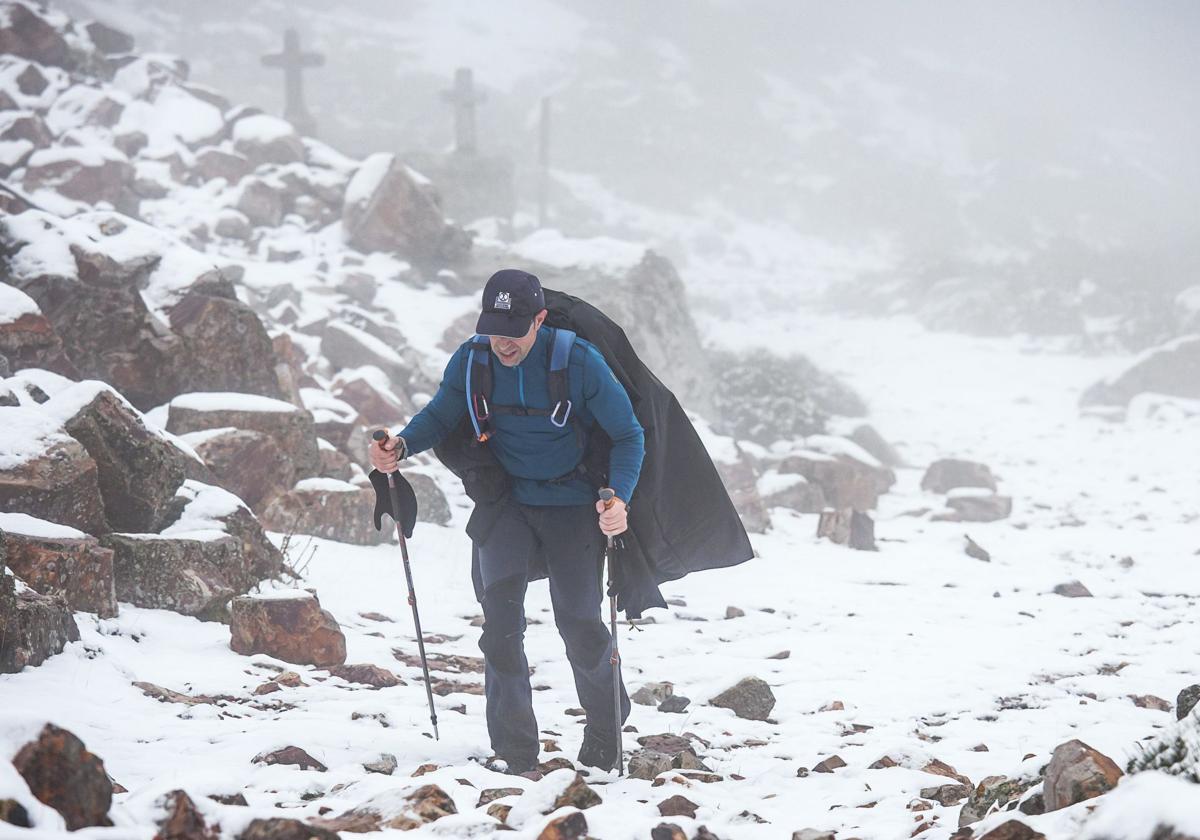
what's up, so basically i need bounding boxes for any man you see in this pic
[369,268,643,776]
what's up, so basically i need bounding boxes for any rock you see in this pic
[154,790,219,840]
[0,5,70,67]
[1129,694,1172,712]
[813,755,847,773]
[260,479,389,545]
[59,384,189,532]
[551,772,601,811]
[651,824,688,840]
[1041,739,1123,812]
[725,606,745,619]
[0,430,109,535]
[0,567,80,673]
[194,147,252,185]
[658,795,698,818]
[24,148,134,207]
[778,446,893,511]
[633,682,675,706]
[850,424,904,468]
[921,758,971,786]
[232,115,305,167]
[167,287,285,402]
[636,734,696,757]
[477,787,523,807]
[659,695,691,714]
[312,784,456,832]
[167,393,320,486]
[792,832,837,840]
[976,821,1046,840]
[207,793,248,806]
[1177,684,1200,720]
[714,453,770,533]
[190,429,291,512]
[0,798,32,827]
[768,650,791,660]
[363,753,397,775]
[537,811,588,840]
[710,676,776,721]
[1052,580,1093,598]
[235,178,286,228]
[317,440,354,481]
[332,368,413,425]
[1,522,117,617]
[252,746,327,772]
[869,756,899,769]
[11,724,113,830]
[85,20,135,55]
[327,663,401,688]
[817,507,877,550]
[627,749,674,781]
[487,802,511,824]
[101,533,240,620]
[936,490,1012,523]
[237,817,340,840]
[230,591,347,667]
[965,534,991,562]
[0,305,78,378]
[959,776,1038,827]
[342,152,467,265]
[919,783,971,806]
[921,459,998,494]
[1081,335,1200,407]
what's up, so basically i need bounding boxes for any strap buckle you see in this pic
[473,393,490,421]
[550,399,572,428]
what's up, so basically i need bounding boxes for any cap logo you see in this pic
[494,291,512,311]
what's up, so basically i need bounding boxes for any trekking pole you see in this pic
[598,488,624,776]
[373,430,439,740]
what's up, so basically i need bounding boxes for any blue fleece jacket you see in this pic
[398,327,645,506]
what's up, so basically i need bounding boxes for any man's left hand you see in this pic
[595,495,629,537]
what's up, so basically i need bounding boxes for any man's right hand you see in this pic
[369,434,406,474]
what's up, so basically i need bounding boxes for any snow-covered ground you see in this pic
[4,298,1197,838]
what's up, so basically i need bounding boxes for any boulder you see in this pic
[959,775,1039,827]
[816,507,877,550]
[342,153,466,265]
[193,147,253,185]
[235,178,286,228]
[759,471,826,514]
[0,564,80,673]
[657,795,698,819]
[976,822,1046,840]
[316,439,354,481]
[850,424,904,467]
[237,818,340,840]
[937,489,1012,522]
[231,115,305,167]
[710,676,776,721]
[778,444,893,511]
[550,773,602,811]
[0,514,117,617]
[212,210,252,241]
[1178,684,1200,720]
[0,434,108,535]
[332,367,413,425]
[84,20,135,55]
[166,392,320,485]
[0,289,78,377]
[57,383,189,532]
[230,590,346,667]
[311,784,457,833]
[0,112,53,149]
[188,428,291,511]
[320,321,416,385]
[406,472,452,526]
[24,147,134,207]
[252,746,326,772]
[632,682,675,706]
[11,724,112,830]
[714,454,770,533]
[260,479,389,545]
[1042,739,1123,812]
[921,458,998,494]
[101,533,240,620]
[1081,335,1200,407]
[0,3,71,68]
[537,811,588,840]
[168,290,287,400]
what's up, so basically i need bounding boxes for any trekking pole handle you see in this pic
[372,429,400,475]
[598,488,616,548]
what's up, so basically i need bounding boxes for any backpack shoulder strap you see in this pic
[464,335,494,442]
[547,328,576,427]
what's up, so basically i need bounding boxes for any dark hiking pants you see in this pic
[476,500,631,768]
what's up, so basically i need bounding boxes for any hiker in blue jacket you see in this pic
[368,269,643,776]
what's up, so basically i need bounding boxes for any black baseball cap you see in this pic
[475,269,546,338]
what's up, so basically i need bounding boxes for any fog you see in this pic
[62,0,1200,337]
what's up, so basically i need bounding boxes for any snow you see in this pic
[343,151,392,209]
[0,138,32,168]
[947,486,1001,499]
[510,228,646,273]
[231,113,296,144]
[299,387,356,422]
[293,477,359,493]
[0,283,40,324]
[159,480,248,538]
[169,392,301,414]
[1074,772,1200,838]
[756,470,809,497]
[0,512,88,540]
[803,433,884,469]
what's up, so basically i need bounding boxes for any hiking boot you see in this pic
[577,728,620,771]
[482,754,541,779]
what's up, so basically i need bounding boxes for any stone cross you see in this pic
[261,28,324,137]
[440,67,485,155]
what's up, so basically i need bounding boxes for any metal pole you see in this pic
[599,488,624,775]
[375,430,439,739]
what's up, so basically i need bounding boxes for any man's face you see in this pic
[489,310,546,366]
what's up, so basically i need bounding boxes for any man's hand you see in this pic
[595,493,628,537]
[369,434,406,474]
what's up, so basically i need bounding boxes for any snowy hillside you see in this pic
[2,2,1199,840]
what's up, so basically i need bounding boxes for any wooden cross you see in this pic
[440,67,486,155]
[261,28,324,137]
